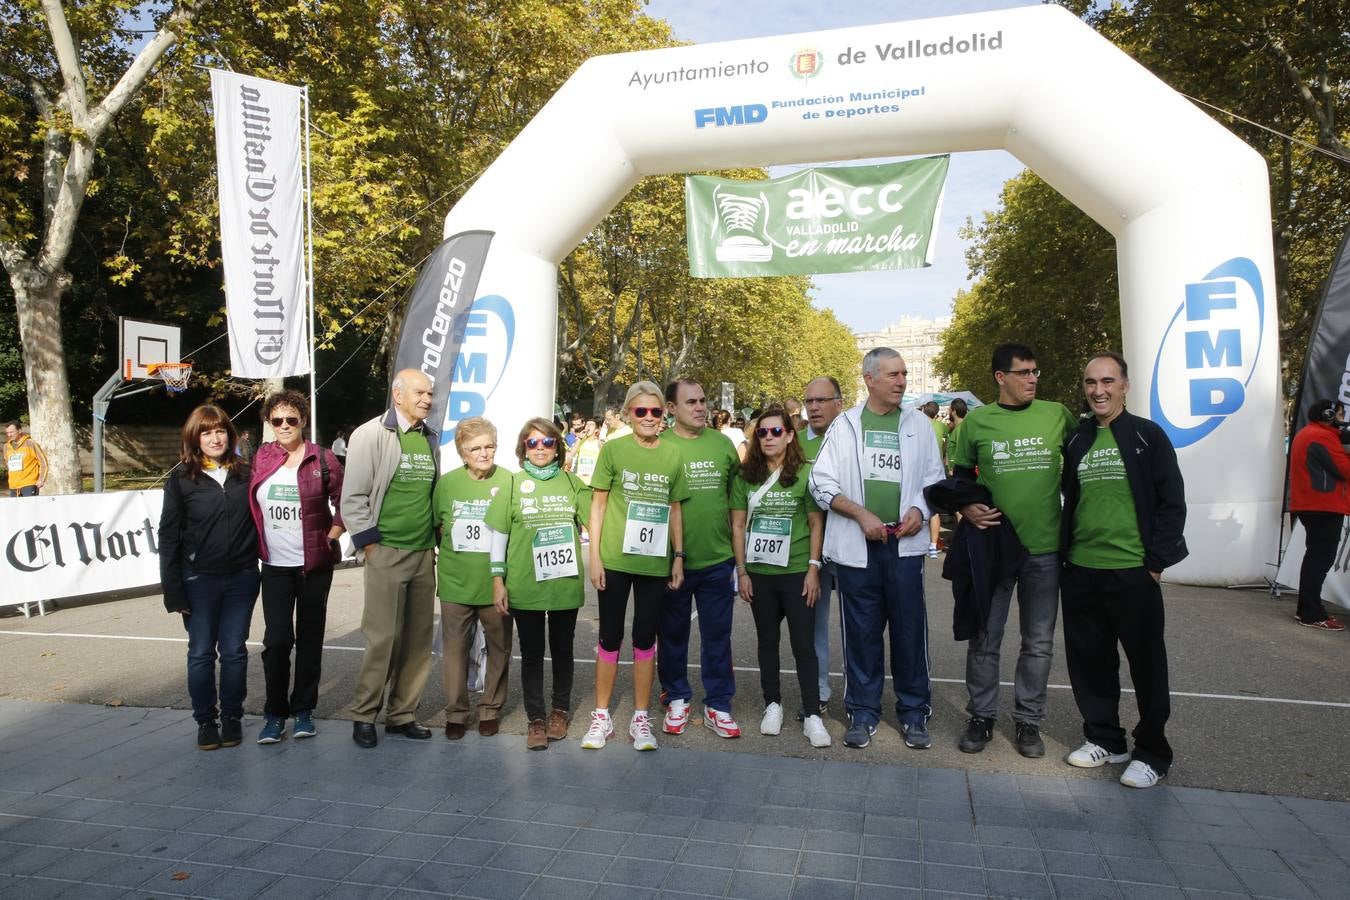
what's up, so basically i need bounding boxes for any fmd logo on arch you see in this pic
[1149,257,1264,449]
[442,293,515,447]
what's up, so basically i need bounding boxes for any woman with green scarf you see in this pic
[487,417,592,750]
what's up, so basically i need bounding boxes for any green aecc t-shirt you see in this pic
[860,407,903,522]
[433,465,513,605]
[952,400,1077,555]
[378,427,437,550]
[1069,426,1145,569]
[485,470,591,611]
[730,464,822,575]
[590,435,691,577]
[659,428,738,570]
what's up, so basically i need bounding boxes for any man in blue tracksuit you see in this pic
[809,348,944,751]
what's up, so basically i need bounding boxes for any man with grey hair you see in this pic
[342,368,441,748]
[809,349,944,751]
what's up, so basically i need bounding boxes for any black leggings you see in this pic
[748,571,819,710]
[514,608,578,721]
[597,569,665,654]
[1297,512,1342,624]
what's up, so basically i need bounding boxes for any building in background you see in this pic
[854,316,951,400]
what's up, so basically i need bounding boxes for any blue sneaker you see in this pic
[293,711,317,739]
[843,721,875,749]
[902,720,932,750]
[257,715,286,744]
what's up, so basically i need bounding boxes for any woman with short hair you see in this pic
[159,405,259,750]
[248,390,345,744]
[487,417,591,749]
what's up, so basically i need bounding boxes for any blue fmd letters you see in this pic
[453,353,487,383]
[1183,279,1243,416]
[693,104,768,128]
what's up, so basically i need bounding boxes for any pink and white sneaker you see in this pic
[703,707,741,739]
[663,699,690,735]
[581,710,614,750]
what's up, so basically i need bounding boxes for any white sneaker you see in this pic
[630,712,658,751]
[1120,760,1163,789]
[803,715,831,748]
[663,699,690,735]
[1066,742,1131,768]
[760,702,783,736]
[580,710,613,750]
[703,707,741,739]
[927,543,939,559]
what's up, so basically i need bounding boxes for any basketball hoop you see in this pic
[148,361,194,393]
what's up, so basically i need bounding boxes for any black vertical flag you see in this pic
[1291,226,1350,434]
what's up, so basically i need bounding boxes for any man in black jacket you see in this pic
[1060,352,1187,789]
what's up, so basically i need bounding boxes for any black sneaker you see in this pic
[958,715,994,753]
[220,717,243,747]
[1014,722,1045,758]
[197,721,222,751]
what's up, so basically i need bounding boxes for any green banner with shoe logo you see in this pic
[685,155,949,278]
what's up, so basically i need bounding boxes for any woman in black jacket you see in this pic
[159,405,260,750]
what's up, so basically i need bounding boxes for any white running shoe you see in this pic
[927,543,939,559]
[1120,759,1163,789]
[703,707,742,739]
[663,699,690,735]
[581,710,613,750]
[760,702,783,736]
[1066,742,1131,768]
[803,715,831,748]
[630,712,658,751]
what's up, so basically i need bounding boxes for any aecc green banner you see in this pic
[685,155,949,278]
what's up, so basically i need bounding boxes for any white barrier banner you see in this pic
[2,490,164,605]
[210,69,310,378]
[1273,518,1350,611]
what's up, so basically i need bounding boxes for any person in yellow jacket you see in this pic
[5,421,48,497]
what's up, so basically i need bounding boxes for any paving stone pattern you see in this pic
[0,701,1347,898]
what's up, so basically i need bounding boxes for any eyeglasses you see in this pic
[269,416,301,428]
[757,426,786,438]
[1003,368,1041,378]
[525,437,557,449]
[802,396,842,405]
[631,407,662,419]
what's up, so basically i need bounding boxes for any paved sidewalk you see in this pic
[1,701,1347,899]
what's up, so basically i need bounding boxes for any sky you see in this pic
[641,0,1035,333]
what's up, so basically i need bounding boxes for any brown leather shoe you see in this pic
[546,709,570,741]
[478,717,499,737]
[444,722,466,741]
[527,719,548,751]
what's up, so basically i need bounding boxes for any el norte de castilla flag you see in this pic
[685,155,949,278]
[210,69,310,377]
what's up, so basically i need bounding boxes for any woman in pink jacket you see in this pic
[248,390,346,743]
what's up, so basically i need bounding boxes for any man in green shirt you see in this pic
[1060,352,1186,789]
[952,343,1077,759]
[799,376,845,715]
[340,369,441,749]
[657,379,743,738]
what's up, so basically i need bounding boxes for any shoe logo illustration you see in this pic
[991,439,1011,460]
[712,185,773,263]
[622,468,641,492]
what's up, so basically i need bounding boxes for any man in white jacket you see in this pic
[809,348,945,751]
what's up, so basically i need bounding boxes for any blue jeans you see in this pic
[835,546,930,728]
[658,558,736,712]
[182,567,260,723]
[814,563,835,702]
[964,551,1060,724]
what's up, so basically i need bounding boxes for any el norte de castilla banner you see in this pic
[685,155,949,278]
[210,69,310,378]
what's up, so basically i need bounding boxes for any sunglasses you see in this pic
[757,426,786,438]
[269,416,301,428]
[631,407,662,419]
[525,437,557,449]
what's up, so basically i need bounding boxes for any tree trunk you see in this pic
[12,265,81,494]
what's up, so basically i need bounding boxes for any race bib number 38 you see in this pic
[746,515,791,567]
[451,517,490,553]
[864,430,902,483]
[533,524,578,581]
[623,500,670,557]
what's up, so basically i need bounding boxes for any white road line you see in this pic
[4,629,1349,710]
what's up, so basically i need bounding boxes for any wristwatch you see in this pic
[808,559,823,569]
[673,551,687,559]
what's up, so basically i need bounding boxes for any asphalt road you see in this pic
[1,561,1347,801]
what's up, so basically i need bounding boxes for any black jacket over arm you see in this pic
[159,466,258,612]
[1060,411,1188,573]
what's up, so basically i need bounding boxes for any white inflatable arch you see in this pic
[439,4,1279,585]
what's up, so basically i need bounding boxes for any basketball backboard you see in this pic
[119,318,181,380]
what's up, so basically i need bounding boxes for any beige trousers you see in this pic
[440,601,513,724]
[350,544,436,725]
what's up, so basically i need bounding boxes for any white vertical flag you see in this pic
[210,69,310,377]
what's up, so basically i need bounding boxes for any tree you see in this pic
[1,0,199,492]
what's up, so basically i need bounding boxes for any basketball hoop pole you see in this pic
[92,373,124,493]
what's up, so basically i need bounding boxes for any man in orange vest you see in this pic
[4,421,48,497]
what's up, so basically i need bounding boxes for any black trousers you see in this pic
[597,569,664,653]
[1296,512,1343,624]
[747,571,819,711]
[513,608,579,721]
[1061,564,1172,774]
[260,564,333,718]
